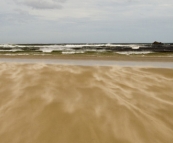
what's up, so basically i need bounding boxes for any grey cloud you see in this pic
[0,9,38,25]
[14,0,66,9]
[1,0,173,43]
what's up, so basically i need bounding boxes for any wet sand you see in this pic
[0,54,173,62]
[0,62,173,143]
[1,57,173,68]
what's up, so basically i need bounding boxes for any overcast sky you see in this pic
[0,0,173,43]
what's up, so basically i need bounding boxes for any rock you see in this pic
[152,41,163,45]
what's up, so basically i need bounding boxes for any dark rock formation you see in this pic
[152,41,163,45]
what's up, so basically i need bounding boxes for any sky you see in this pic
[0,0,173,43]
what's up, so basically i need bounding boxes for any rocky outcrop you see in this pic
[152,41,163,45]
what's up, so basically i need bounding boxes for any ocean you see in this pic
[0,43,173,56]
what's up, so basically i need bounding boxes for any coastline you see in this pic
[0,54,173,68]
[0,54,173,62]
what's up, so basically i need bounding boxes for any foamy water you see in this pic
[0,63,173,143]
[0,43,151,54]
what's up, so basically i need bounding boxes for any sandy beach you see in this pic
[0,58,173,143]
[1,0,173,141]
[1,54,173,62]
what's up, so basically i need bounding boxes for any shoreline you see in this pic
[0,54,173,62]
[0,56,173,68]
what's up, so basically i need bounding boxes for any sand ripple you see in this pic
[0,63,173,143]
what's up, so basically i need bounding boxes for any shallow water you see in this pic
[0,58,173,68]
[0,63,173,143]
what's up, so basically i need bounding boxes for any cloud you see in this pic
[0,9,40,26]
[0,0,173,43]
[14,0,66,9]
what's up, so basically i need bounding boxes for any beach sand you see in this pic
[0,54,173,62]
[0,62,173,143]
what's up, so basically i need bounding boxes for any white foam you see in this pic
[116,51,153,55]
[0,44,16,48]
[131,45,140,49]
[39,45,70,53]
[0,49,22,52]
[62,51,84,54]
[41,48,53,53]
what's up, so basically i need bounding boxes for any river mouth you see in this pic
[0,63,173,143]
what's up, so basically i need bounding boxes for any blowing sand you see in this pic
[0,63,173,143]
